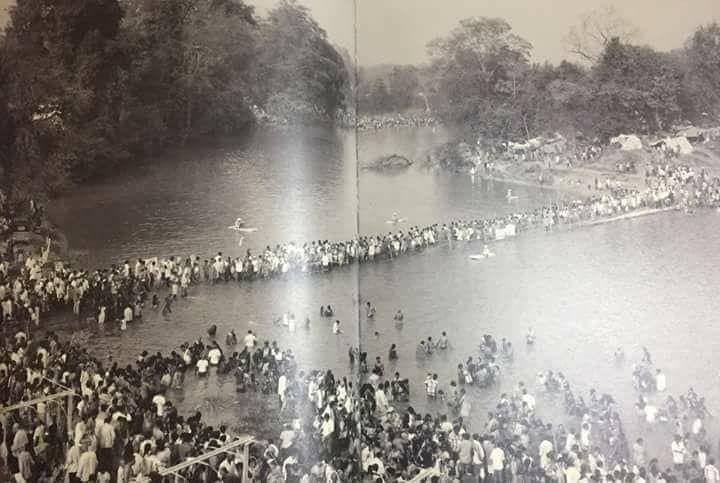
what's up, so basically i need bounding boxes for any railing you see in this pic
[159,435,255,483]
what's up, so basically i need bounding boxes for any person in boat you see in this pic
[233,217,244,229]
[482,245,493,257]
[392,212,399,224]
[526,327,535,345]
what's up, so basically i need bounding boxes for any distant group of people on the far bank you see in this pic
[340,112,439,131]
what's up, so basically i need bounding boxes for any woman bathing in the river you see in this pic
[438,331,449,350]
[393,310,404,322]
[614,347,625,361]
[365,301,376,319]
[388,344,398,360]
[161,295,173,316]
[226,330,237,346]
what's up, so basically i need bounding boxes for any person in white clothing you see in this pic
[244,330,257,348]
[671,435,686,469]
[655,369,667,391]
[705,458,720,483]
[151,393,166,417]
[196,357,209,376]
[565,460,581,483]
[208,345,222,365]
[539,439,553,469]
[490,444,505,481]
[277,374,288,410]
[644,403,658,423]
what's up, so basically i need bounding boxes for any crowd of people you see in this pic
[2,311,716,483]
[493,138,605,168]
[1,162,719,339]
[1,158,719,480]
[351,114,439,131]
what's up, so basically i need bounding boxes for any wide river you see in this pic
[49,126,720,458]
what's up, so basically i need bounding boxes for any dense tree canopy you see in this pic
[2,1,720,201]
[0,0,349,200]
[357,64,426,114]
[425,16,720,142]
[253,0,348,121]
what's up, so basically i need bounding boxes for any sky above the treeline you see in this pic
[1,0,719,66]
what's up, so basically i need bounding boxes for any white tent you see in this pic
[610,134,643,151]
[663,136,693,155]
[675,126,704,140]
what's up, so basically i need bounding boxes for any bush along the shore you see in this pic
[425,141,477,171]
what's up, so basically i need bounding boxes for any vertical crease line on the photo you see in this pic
[352,0,362,392]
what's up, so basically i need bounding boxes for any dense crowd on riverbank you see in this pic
[1,164,719,333]
[350,114,439,131]
[0,319,715,482]
[250,106,439,132]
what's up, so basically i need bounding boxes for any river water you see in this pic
[48,126,720,458]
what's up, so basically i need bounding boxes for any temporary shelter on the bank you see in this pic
[508,137,543,152]
[665,136,694,155]
[675,126,705,142]
[610,134,643,151]
[539,133,566,154]
[508,134,565,153]
[650,136,693,155]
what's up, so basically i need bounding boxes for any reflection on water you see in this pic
[48,127,720,458]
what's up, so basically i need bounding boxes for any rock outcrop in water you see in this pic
[363,154,414,171]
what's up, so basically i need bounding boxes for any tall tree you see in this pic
[591,38,683,135]
[117,0,257,148]
[255,0,348,121]
[387,65,422,112]
[427,17,532,135]
[3,0,126,189]
[564,5,639,64]
[684,23,720,118]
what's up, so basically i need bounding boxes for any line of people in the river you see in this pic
[1,163,719,338]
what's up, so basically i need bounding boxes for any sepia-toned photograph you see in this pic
[1,0,720,481]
